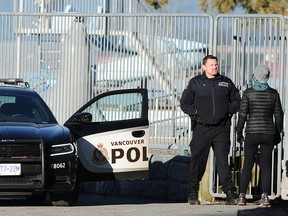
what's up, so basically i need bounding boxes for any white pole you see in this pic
[16,0,24,78]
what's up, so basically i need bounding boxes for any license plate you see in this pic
[0,163,21,176]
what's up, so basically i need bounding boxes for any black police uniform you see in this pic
[180,72,241,196]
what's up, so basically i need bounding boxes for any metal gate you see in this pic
[210,14,287,199]
[0,11,287,200]
[0,13,212,144]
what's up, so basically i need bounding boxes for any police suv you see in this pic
[0,79,149,206]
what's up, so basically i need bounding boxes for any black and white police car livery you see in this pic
[0,78,149,206]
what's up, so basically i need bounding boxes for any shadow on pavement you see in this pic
[76,193,174,206]
[0,193,175,207]
[238,207,288,216]
[0,197,52,206]
[237,199,288,216]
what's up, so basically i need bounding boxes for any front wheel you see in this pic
[49,182,80,206]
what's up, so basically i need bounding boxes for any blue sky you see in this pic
[159,0,204,13]
[162,0,244,14]
[0,0,13,11]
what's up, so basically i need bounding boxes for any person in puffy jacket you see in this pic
[236,65,284,207]
[180,55,241,205]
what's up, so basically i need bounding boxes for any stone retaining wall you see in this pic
[81,154,213,202]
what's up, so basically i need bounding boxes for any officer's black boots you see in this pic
[188,187,238,205]
[225,189,238,205]
[188,187,200,205]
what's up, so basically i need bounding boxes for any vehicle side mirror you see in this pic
[70,112,92,123]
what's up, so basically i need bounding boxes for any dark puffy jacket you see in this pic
[236,87,283,135]
[180,73,241,125]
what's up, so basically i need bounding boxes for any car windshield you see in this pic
[0,92,55,123]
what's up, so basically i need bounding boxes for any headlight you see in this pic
[50,143,74,156]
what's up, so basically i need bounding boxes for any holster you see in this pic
[190,115,197,130]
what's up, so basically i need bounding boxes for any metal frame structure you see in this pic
[0,0,288,200]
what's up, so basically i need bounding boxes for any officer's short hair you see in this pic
[203,55,218,65]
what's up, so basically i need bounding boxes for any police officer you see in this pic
[180,55,241,205]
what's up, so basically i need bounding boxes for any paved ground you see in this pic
[77,195,288,216]
[0,194,287,216]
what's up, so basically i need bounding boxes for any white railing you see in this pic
[0,13,211,147]
[0,11,287,199]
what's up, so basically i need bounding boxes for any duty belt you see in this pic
[197,120,226,127]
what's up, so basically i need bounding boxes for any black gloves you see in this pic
[237,132,244,144]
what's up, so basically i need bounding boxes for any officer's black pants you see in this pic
[239,133,275,195]
[188,122,235,193]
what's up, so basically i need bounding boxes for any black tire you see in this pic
[49,182,80,206]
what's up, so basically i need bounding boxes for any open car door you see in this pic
[64,89,149,181]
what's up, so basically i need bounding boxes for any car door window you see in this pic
[82,92,143,122]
